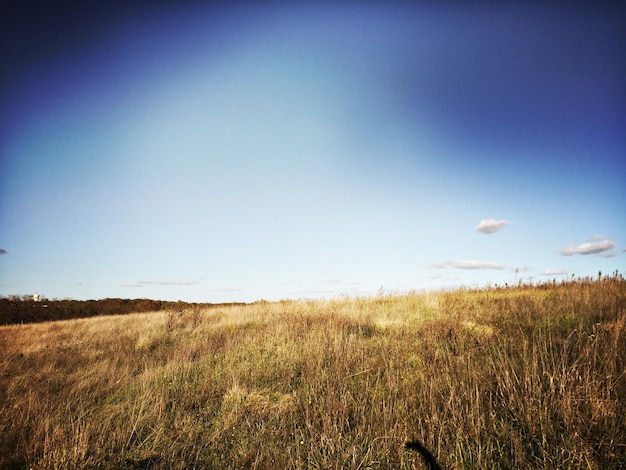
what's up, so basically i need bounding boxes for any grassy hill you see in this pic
[1,275,624,469]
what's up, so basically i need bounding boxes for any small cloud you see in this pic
[122,279,201,287]
[428,262,448,269]
[210,287,245,293]
[560,238,616,256]
[0,249,6,255]
[323,279,366,287]
[541,269,569,277]
[138,280,201,286]
[424,274,460,281]
[430,260,506,270]
[475,218,511,234]
[453,260,506,270]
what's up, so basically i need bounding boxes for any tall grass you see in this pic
[1,276,624,469]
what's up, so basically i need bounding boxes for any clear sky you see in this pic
[1,1,625,302]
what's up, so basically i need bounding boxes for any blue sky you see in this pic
[1,2,624,302]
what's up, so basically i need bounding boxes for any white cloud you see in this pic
[424,274,460,282]
[428,262,448,269]
[210,287,245,293]
[429,260,506,270]
[123,280,203,286]
[454,260,506,270]
[560,238,616,256]
[323,279,365,287]
[541,269,569,276]
[475,218,511,234]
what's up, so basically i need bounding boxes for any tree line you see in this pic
[0,297,245,325]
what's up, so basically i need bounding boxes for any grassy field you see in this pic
[1,275,625,469]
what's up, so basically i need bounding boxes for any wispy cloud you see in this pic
[541,269,569,276]
[122,279,202,287]
[138,280,202,286]
[210,287,245,293]
[0,249,6,255]
[560,238,616,256]
[430,260,506,270]
[323,279,366,287]
[475,218,511,234]
[424,274,460,282]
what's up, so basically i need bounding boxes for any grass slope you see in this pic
[1,276,625,469]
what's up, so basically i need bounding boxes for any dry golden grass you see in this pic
[1,276,625,469]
